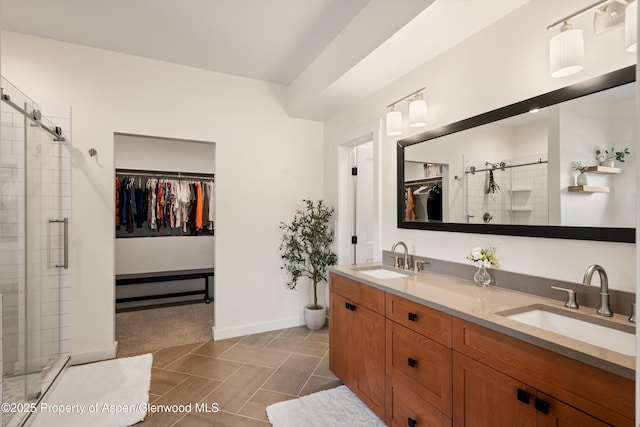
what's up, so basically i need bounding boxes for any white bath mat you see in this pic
[30,353,152,427]
[266,385,386,427]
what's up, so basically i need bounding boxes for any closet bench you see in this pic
[115,267,214,306]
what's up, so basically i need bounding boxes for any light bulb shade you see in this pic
[408,99,427,128]
[550,28,584,78]
[386,110,402,136]
[626,1,637,53]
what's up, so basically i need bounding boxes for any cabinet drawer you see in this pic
[386,293,451,346]
[330,273,385,314]
[387,381,452,427]
[386,321,452,418]
[452,318,633,427]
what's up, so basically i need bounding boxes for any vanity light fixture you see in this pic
[409,93,427,128]
[549,21,584,78]
[548,0,635,78]
[386,105,403,136]
[385,87,426,136]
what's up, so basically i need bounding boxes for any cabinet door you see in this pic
[453,352,535,427]
[329,292,350,383]
[351,302,386,420]
[535,392,611,427]
[386,320,452,417]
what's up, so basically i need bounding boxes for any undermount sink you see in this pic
[497,304,635,356]
[354,266,412,280]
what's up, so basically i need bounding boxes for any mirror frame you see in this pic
[397,65,636,243]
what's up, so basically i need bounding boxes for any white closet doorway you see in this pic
[113,133,215,356]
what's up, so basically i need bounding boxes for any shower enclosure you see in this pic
[464,153,549,225]
[0,78,71,426]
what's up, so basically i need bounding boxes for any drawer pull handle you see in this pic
[344,302,356,311]
[516,388,530,404]
[407,357,417,368]
[408,312,418,321]
[535,398,549,415]
[408,418,417,427]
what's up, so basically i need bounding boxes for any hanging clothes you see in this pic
[202,181,210,229]
[126,179,135,233]
[208,181,215,228]
[195,182,203,230]
[115,172,214,237]
[120,178,129,226]
[426,184,443,221]
[405,187,417,221]
[115,178,121,229]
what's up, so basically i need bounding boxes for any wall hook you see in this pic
[88,148,97,157]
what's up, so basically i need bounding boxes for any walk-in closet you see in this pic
[113,134,215,356]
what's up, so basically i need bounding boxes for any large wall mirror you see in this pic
[397,66,636,243]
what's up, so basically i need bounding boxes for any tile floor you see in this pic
[135,325,340,426]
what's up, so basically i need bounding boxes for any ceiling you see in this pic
[0,0,530,120]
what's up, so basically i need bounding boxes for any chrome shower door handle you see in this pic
[49,218,69,269]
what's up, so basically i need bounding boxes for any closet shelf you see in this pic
[583,166,621,174]
[568,185,609,193]
[405,176,442,186]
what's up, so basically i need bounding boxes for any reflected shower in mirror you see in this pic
[398,66,636,242]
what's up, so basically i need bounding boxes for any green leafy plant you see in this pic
[279,200,338,309]
[595,147,631,162]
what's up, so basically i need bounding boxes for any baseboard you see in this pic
[213,315,305,340]
[70,341,119,365]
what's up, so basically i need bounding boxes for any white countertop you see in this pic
[329,263,635,379]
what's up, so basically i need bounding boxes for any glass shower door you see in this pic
[1,78,70,427]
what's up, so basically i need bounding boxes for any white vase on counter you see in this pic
[599,159,615,167]
[473,265,491,287]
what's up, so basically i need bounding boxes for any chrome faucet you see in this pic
[390,241,410,270]
[582,264,613,317]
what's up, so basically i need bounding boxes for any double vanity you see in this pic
[328,261,635,426]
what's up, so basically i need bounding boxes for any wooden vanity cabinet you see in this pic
[452,318,634,427]
[329,273,634,427]
[329,274,386,420]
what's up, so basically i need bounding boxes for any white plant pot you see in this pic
[600,159,615,167]
[304,305,326,330]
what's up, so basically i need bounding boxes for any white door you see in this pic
[352,142,374,263]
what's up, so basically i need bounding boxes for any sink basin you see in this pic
[497,304,635,356]
[354,266,411,279]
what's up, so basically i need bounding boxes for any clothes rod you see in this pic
[0,89,66,142]
[465,159,548,175]
[116,169,215,180]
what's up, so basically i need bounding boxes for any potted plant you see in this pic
[595,147,631,167]
[279,199,338,330]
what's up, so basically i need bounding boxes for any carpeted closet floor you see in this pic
[116,303,214,356]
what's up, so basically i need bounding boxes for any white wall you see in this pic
[324,0,636,291]
[1,31,324,362]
